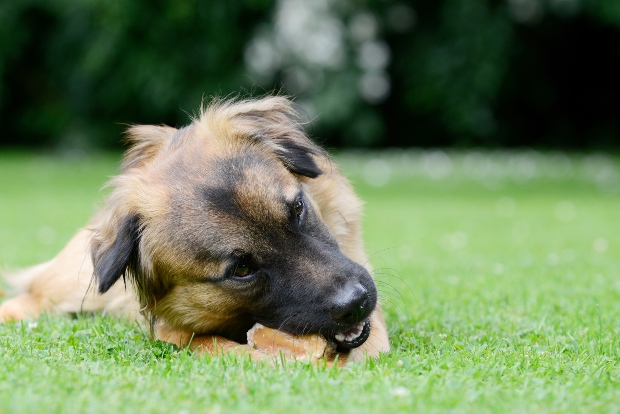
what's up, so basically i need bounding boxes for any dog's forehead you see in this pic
[159,142,299,222]
[205,152,299,220]
[145,139,303,259]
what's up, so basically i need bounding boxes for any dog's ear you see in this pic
[272,138,323,179]
[224,97,324,178]
[92,215,141,294]
[91,124,172,296]
[121,125,176,171]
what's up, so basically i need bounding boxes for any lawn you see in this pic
[0,150,619,413]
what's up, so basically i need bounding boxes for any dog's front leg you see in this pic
[154,324,264,360]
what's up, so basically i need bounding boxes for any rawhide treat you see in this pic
[247,323,343,363]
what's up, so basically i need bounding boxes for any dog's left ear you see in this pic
[91,215,141,294]
[227,96,324,179]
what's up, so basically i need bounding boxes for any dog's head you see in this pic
[91,97,376,349]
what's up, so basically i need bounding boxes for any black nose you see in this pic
[330,284,370,324]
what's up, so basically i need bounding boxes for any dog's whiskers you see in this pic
[359,246,399,269]
[276,315,294,333]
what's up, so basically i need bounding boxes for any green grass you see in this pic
[1,150,619,413]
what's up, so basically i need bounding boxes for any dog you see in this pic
[0,96,390,363]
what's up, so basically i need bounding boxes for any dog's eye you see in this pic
[294,199,304,218]
[234,261,254,278]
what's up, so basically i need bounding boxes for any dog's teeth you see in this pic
[336,321,366,343]
[346,330,361,341]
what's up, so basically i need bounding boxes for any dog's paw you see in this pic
[0,294,40,323]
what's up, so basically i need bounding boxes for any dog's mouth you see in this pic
[332,319,371,350]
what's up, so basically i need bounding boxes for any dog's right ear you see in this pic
[92,215,141,294]
[219,96,325,179]
[121,125,176,171]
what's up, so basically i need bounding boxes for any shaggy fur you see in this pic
[0,96,389,363]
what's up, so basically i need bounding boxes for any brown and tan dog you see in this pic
[0,96,389,363]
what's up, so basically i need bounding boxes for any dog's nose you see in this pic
[330,284,370,324]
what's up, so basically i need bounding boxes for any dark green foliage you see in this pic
[0,0,271,148]
[382,0,620,148]
[1,0,619,149]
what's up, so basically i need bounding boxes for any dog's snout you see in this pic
[330,284,370,324]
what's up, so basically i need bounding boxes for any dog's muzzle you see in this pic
[329,283,373,349]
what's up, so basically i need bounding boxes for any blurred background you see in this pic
[1,0,619,150]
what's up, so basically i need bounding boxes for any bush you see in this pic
[0,0,271,148]
[1,0,619,149]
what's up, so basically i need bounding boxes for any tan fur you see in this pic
[0,230,140,322]
[0,96,390,363]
